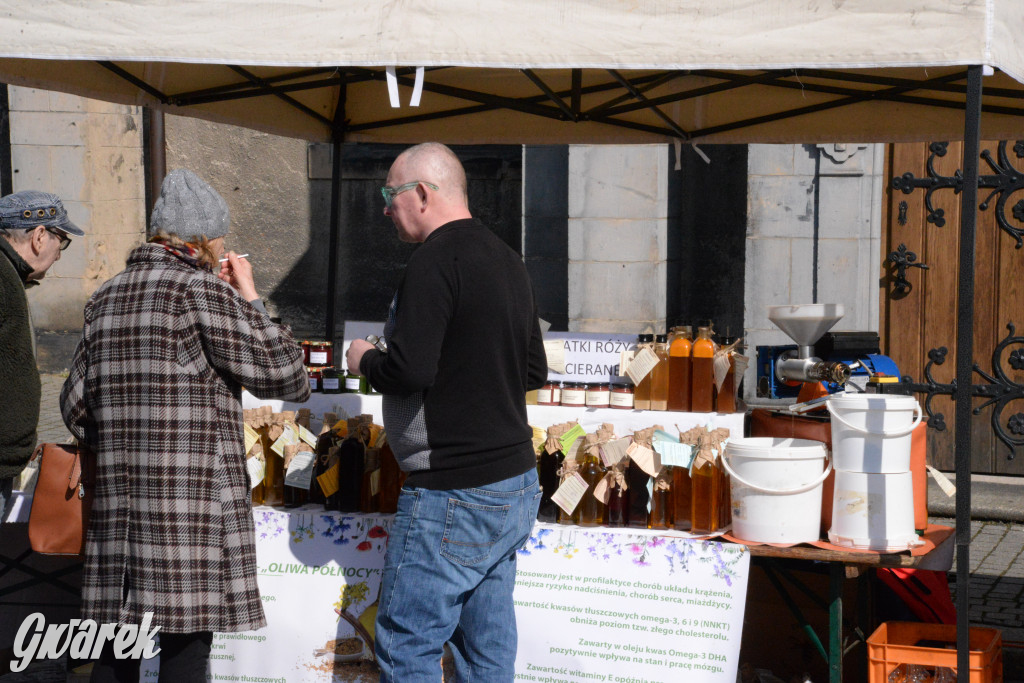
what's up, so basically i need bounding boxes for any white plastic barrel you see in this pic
[828,470,923,552]
[826,392,922,473]
[722,437,831,544]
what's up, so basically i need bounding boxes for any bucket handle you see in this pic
[720,449,833,495]
[825,399,922,438]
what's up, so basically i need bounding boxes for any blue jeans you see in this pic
[375,469,541,682]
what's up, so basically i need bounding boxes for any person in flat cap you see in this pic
[0,190,82,521]
[61,169,309,682]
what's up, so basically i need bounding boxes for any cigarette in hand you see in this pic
[219,253,250,263]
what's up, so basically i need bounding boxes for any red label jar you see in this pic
[560,382,586,407]
[308,341,333,367]
[610,382,635,409]
[536,381,561,406]
[585,383,611,408]
[307,366,322,393]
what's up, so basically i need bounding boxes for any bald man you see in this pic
[346,143,547,682]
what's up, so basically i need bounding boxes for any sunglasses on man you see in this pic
[380,181,439,209]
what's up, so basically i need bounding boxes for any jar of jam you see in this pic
[308,341,333,367]
[321,367,342,394]
[307,366,322,393]
[610,382,635,409]
[344,369,368,394]
[585,382,611,408]
[560,382,586,407]
[300,340,311,365]
[536,380,561,406]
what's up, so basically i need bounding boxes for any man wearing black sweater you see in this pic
[346,142,546,682]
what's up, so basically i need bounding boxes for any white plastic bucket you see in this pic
[828,470,923,552]
[722,437,831,544]
[826,392,922,473]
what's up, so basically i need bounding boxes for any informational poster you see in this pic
[171,509,392,683]
[514,523,750,683]
[543,332,637,382]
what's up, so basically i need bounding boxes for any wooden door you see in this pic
[882,141,1024,475]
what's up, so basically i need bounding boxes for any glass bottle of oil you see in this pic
[690,454,722,534]
[672,464,693,531]
[336,417,366,512]
[633,333,654,410]
[556,457,580,525]
[538,446,565,523]
[690,325,716,413]
[626,459,651,528]
[668,326,693,412]
[648,468,673,529]
[577,439,607,527]
[649,334,671,411]
[606,472,628,527]
[262,415,286,507]
[308,412,338,507]
[715,334,738,413]
[360,446,381,513]
[378,438,401,513]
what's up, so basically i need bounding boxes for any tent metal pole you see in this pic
[325,83,347,344]
[955,64,983,676]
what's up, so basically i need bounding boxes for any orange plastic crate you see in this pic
[867,622,1003,683]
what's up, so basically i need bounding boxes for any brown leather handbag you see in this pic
[27,443,95,556]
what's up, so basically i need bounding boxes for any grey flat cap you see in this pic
[0,190,84,235]
[149,169,229,241]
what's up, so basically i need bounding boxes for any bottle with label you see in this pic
[308,341,333,367]
[308,412,338,506]
[576,444,606,527]
[649,334,671,410]
[336,418,366,512]
[585,383,611,409]
[648,468,673,529]
[261,414,287,507]
[633,333,654,410]
[360,446,381,513]
[671,464,693,531]
[344,369,368,394]
[668,326,693,412]
[560,382,586,408]
[606,469,628,527]
[284,409,314,507]
[536,380,561,406]
[537,426,565,523]
[626,459,651,528]
[690,454,723,534]
[715,335,738,413]
[690,325,716,413]
[556,457,580,525]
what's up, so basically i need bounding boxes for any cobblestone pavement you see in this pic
[29,375,1024,678]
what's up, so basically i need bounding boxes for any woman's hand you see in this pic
[218,252,259,301]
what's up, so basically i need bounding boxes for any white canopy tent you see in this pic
[1,1,1021,677]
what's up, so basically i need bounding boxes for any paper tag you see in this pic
[243,424,260,455]
[559,423,586,453]
[376,431,388,448]
[627,442,660,477]
[593,475,611,504]
[370,469,381,497]
[271,424,300,457]
[317,462,340,498]
[551,472,589,515]
[625,347,658,385]
[296,424,318,449]
[544,340,567,374]
[927,465,956,497]
[284,450,316,489]
[599,437,631,468]
[566,438,584,462]
[619,349,635,376]
[656,441,696,468]
[246,454,265,491]
[713,352,731,390]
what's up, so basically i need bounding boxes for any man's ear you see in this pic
[30,225,47,254]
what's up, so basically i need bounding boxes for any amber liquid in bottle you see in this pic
[649,335,671,411]
[262,427,285,507]
[250,447,266,506]
[557,465,579,525]
[607,484,628,527]
[672,465,693,531]
[715,353,737,413]
[360,447,381,513]
[690,459,722,534]
[667,328,693,412]
[690,326,716,413]
[633,334,654,410]
[576,453,606,527]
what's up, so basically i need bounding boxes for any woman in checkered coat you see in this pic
[60,170,310,682]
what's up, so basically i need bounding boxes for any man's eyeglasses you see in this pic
[380,181,439,209]
[44,227,71,251]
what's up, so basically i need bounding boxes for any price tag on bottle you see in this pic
[246,454,266,491]
[559,423,586,454]
[317,462,340,498]
[624,347,659,385]
[271,424,301,457]
[370,469,381,497]
[627,442,660,477]
[655,441,696,468]
[599,437,631,468]
[284,450,316,490]
[243,424,259,455]
[592,474,611,504]
[551,472,589,515]
[296,424,318,449]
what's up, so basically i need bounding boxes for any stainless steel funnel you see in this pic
[768,303,851,386]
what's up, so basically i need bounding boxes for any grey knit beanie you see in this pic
[149,169,230,241]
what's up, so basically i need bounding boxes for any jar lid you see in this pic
[656,334,668,343]
[638,333,654,343]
